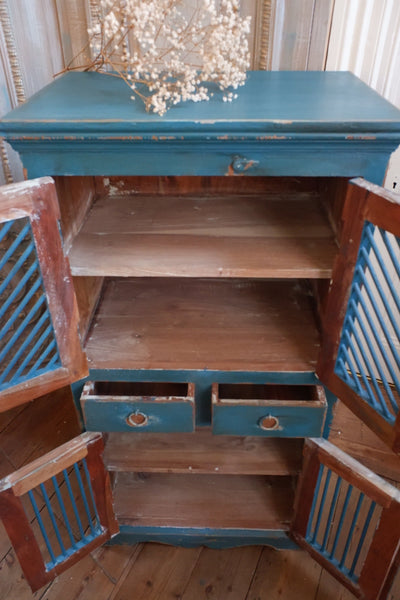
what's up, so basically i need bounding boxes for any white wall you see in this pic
[326,0,400,190]
[0,0,399,186]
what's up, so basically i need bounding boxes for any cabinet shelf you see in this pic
[68,193,337,279]
[85,278,320,372]
[103,429,303,475]
[113,472,294,530]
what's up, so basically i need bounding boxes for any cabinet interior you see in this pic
[113,472,295,531]
[217,383,321,402]
[56,175,344,372]
[54,175,342,528]
[103,430,303,475]
[105,430,302,531]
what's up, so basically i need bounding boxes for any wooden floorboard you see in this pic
[245,547,322,599]
[109,543,202,600]
[181,545,262,600]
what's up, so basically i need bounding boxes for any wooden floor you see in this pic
[0,388,399,599]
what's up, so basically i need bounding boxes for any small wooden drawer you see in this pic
[81,381,195,432]
[212,383,327,437]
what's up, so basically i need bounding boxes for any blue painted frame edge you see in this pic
[109,525,298,550]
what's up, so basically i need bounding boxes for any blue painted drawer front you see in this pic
[15,142,393,184]
[212,383,326,437]
[81,381,195,432]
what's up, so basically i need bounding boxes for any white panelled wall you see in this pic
[326,0,400,190]
[0,0,399,187]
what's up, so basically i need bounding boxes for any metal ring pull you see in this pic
[259,415,280,431]
[126,411,148,427]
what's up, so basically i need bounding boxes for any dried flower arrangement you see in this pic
[71,0,251,116]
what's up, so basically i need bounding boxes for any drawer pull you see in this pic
[231,155,259,173]
[259,415,280,431]
[126,412,148,427]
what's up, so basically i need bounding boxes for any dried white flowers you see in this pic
[85,0,251,115]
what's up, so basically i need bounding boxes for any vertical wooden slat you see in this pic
[317,182,370,381]
[316,179,400,451]
[292,438,400,599]
[0,487,51,591]
[0,178,88,410]
[27,179,88,384]
[358,502,400,600]
[378,543,400,600]
[0,432,118,592]
[85,435,119,537]
[291,439,321,537]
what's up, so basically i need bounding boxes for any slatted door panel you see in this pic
[0,177,88,411]
[0,432,118,592]
[292,438,400,600]
[317,178,400,453]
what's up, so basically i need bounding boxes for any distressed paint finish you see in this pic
[2,71,400,183]
[82,381,195,433]
[291,438,400,600]
[317,178,400,454]
[0,432,118,593]
[0,177,88,411]
[111,525,298,550]
[212,401,327,438]
[11,141,395,183]
[1,67,400,566]
[74,369,321,427]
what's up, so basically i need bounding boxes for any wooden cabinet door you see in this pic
[291,438,400,600]
[317,178,400,453]
[0,432,118,592]
[0,177,88,411]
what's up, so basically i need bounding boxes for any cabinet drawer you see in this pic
[212,383,326,437]
[81,381,195,432]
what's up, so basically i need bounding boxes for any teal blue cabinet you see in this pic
[1,72,400,597]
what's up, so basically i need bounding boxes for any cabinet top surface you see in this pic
[2,71,400,138]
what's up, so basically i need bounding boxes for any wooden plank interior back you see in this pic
[103,430,303,475]
[54,176,96,252]
[114,472,294,530]
[72,275,104,341]
[97,176,322,196]
[84,278,320,371]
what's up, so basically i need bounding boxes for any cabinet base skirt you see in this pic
[108,526,298,550]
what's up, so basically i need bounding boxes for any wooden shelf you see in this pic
[114,472,294,530]
[104,429,303,475]
[85,278,320,371]
[68,194,337,278]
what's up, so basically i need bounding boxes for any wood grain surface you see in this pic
[85,278,320,371]
[114,472,294,530]
[68,193,336,278]
[103,429,303,475]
